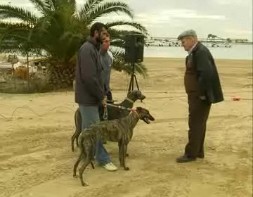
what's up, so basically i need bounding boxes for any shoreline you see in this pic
[143,57,252,62]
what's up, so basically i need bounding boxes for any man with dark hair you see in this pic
[75,22,117,171]
[176,29,224,163]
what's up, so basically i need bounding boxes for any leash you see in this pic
[103,105,108,120]
[102,103,138,120]
[106,103,133,112]
[102,101,137,120]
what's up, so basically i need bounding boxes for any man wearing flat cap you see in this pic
[176,29,224,163]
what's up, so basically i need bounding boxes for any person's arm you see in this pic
[194,49,213,99]
[79,46,104,101]
[105,51,113,92]
[107,50,113,62]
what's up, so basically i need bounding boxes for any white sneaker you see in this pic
[103,162,118,171]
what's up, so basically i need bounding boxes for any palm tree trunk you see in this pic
[48,62,75,89]
[26,52,30,90]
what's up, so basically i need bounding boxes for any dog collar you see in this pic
[126,97,134,103]
[131,109,140,118]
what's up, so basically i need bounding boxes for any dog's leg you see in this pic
[122,143,129,170]
[118,141,129,170]
[73,152,84,177]
[79,157,91,186]
[118,141,123,167]
[90,161,95,169]
[126,132,134,157]
[125,146,129,157]
[75,131,80,147]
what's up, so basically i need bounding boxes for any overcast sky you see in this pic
[2,0,252,40]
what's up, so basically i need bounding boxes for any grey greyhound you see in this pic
[73,107,155,186]
[71,90,146,152]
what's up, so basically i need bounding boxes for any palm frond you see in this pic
[80,0,104,16]
[108,29,147,49]
[43,0,57,11]
[0,5,38,24]
[106,21,148,35]
[84,2,134,24]
[0,22,31,39]
[29,0,49,14]
[53,0,76,14]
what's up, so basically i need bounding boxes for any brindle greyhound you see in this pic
[73,107,155,186]
[71,90,146,152]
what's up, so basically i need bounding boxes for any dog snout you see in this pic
[143,114,154,124]
[148,114,155,121]
[136,91,146,100]
[140,95,146,100]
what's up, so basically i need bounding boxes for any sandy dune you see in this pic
[0,58,252,197]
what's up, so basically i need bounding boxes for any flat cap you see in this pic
[177,29,197,40]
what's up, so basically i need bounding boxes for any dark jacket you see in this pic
[75,37,104,105]
[184,42,224,103]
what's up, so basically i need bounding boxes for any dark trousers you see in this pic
[185,93,211,158]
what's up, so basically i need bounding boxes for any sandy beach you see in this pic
[0,58,252,197]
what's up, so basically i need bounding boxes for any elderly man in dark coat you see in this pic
[176,29,224,163]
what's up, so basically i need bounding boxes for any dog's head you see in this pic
[135,107,155,124]
[127,90,146,102]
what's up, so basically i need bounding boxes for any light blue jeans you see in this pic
[79,105,111,165]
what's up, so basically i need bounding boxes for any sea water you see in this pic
[144,44,252,60]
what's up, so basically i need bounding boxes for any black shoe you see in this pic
[176,155,196,163]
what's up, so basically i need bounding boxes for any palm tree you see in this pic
[0,0,147,89]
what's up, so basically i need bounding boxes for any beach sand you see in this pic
[0,58,252,197]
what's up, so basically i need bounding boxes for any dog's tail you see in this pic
[75,109,82,132]
[71,109,82,152]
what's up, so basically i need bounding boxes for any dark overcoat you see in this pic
[186,42,224,103]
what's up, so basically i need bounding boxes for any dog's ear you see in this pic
[136,90,141,96]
